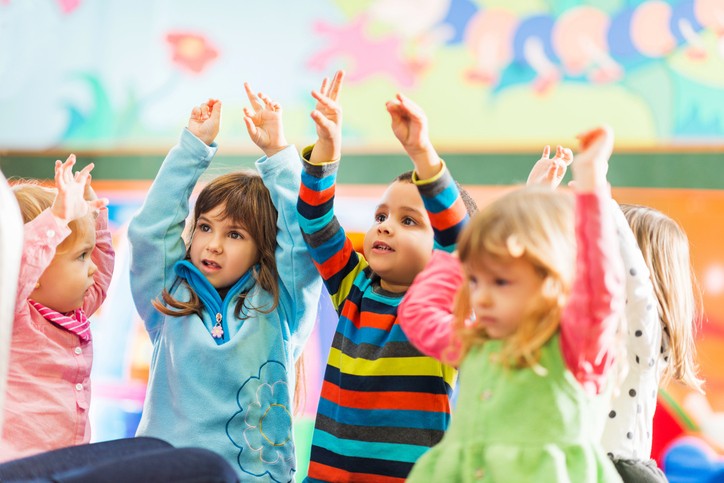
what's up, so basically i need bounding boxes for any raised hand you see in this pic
[385,93,440,180]
[572,126,614,192]
[50,155,108,224]
[527,144,573,189]
[309,70,344,164]
[242,83,287,158]
[188,99,221,146]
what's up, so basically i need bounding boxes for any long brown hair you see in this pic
[450,187,575,369]
[153,170,280,318]
[620,204,704,392]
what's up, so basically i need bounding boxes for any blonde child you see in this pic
[127,92,322,481]
[1,157,114,460]
[601,203,704,482]
[399,127,625,482]
[297,71,475,482]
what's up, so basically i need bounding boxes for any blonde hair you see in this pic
[451,186,575,368]
[12,182,93,253]
[620,204,704,392]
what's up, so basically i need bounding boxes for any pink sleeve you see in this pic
[398,250,463,364]
[82,209,115,317]
[561,190,625,395]
[15,210,71,311]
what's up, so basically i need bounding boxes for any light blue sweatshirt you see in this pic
[128,129,322,482]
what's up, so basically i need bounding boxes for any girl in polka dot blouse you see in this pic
[398,126,626,483]
[601,203,704,482]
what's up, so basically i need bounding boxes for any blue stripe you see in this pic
[308,230,347,265]
[338,319,410,345]
[317,398,450,430]
[311,429,429,463]
[302,169,336,191]
[421,182,459,214]
[324,256,363,302]
[297,200,335,232]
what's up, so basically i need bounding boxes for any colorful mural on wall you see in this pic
[1,0,723,152]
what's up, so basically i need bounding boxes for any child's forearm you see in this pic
[84,208,115,317]
[561,190,625,394]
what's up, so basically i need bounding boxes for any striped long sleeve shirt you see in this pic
[297,151,469,482]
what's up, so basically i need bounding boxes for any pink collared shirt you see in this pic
[1,208,114,461]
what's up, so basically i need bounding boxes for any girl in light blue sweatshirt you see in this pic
[128,88,322,482]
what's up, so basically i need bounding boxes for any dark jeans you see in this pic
[0,437,239,482]
[611,456,669,483]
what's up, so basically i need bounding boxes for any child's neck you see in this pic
[379,278,410,294]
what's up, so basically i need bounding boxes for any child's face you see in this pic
[189,203,260,290]
[363,180,434,293]
[32,223,97,313]
[466,254,544,339]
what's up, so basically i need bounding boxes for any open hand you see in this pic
[51,155,108,223]
[309,70,344,164]
[386,93,441,180]
[188,99,221,146]
[527,144,573,189]
[243,83,287,158]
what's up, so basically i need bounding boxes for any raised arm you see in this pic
[242,83,322,338]
[81,174,114,316]
[128,100,219,338]
[560,126,625,395]
[386,93,469,252]
[296,71,367,310]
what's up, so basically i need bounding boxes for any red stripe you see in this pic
[320,380,451,412]
[428,200,467,231]
[339,300,361,329]
[300,183,335,207]
[307,461,406,483]
[358,311,396,331]
[317,239,355,280]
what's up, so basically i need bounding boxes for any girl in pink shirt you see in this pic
[1,156,114,460]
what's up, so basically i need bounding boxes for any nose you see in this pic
[206,234,223,254]
[88,260,98,277]
[471,284,492,309]
[377,219,392,235]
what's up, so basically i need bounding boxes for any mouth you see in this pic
[201,259,222,270]
[371,241,394,253]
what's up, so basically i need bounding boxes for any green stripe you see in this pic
[2,151,723,189]
[659,389,698,431]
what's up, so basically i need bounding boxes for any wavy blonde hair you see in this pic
[12,182,94,253]
[450,186,575,369]
[620,204,704,392]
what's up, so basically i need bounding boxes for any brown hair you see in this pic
[12,182,93,253]
[152,170,280,319]
[620,204,704,392]
[450,186,575,369]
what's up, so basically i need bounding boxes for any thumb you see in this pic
[210,100,222,123]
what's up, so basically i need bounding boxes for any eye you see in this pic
[77,251,88,261]
[494,278,510,287]
[401,216,417,226]
[198,223,211,232]
[229,231,245,240]
[374,213,387,223]
[468,276,477,288]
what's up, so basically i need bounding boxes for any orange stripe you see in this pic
[427,201,466,231]
[321,380,451,412]
[307,461,406,483]
[340,300,361,328]
[317,239,355,280]
[300,183,334,206]
[358,310,396,330]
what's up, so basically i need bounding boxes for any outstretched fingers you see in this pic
[244,82,263,112]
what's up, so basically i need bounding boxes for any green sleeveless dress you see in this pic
[407,334,622,482]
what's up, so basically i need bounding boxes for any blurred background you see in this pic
[1,0,723,480]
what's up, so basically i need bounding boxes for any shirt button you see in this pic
[75,383,83,391]
[74,347,82,355]
[480,390,492,401]
[46,229,56,238]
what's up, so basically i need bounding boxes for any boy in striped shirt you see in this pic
[297,71,476,482]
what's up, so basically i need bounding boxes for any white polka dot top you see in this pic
[600,203,670,460]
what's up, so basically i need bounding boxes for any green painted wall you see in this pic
[1,151,722,189]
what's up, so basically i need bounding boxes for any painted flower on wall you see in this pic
[166,32,219,74]
[226,361,296,482]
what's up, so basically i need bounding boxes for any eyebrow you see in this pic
[375,204,426,218]
[197,216,248,232]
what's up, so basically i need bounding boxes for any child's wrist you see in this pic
[263,144,289,158]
